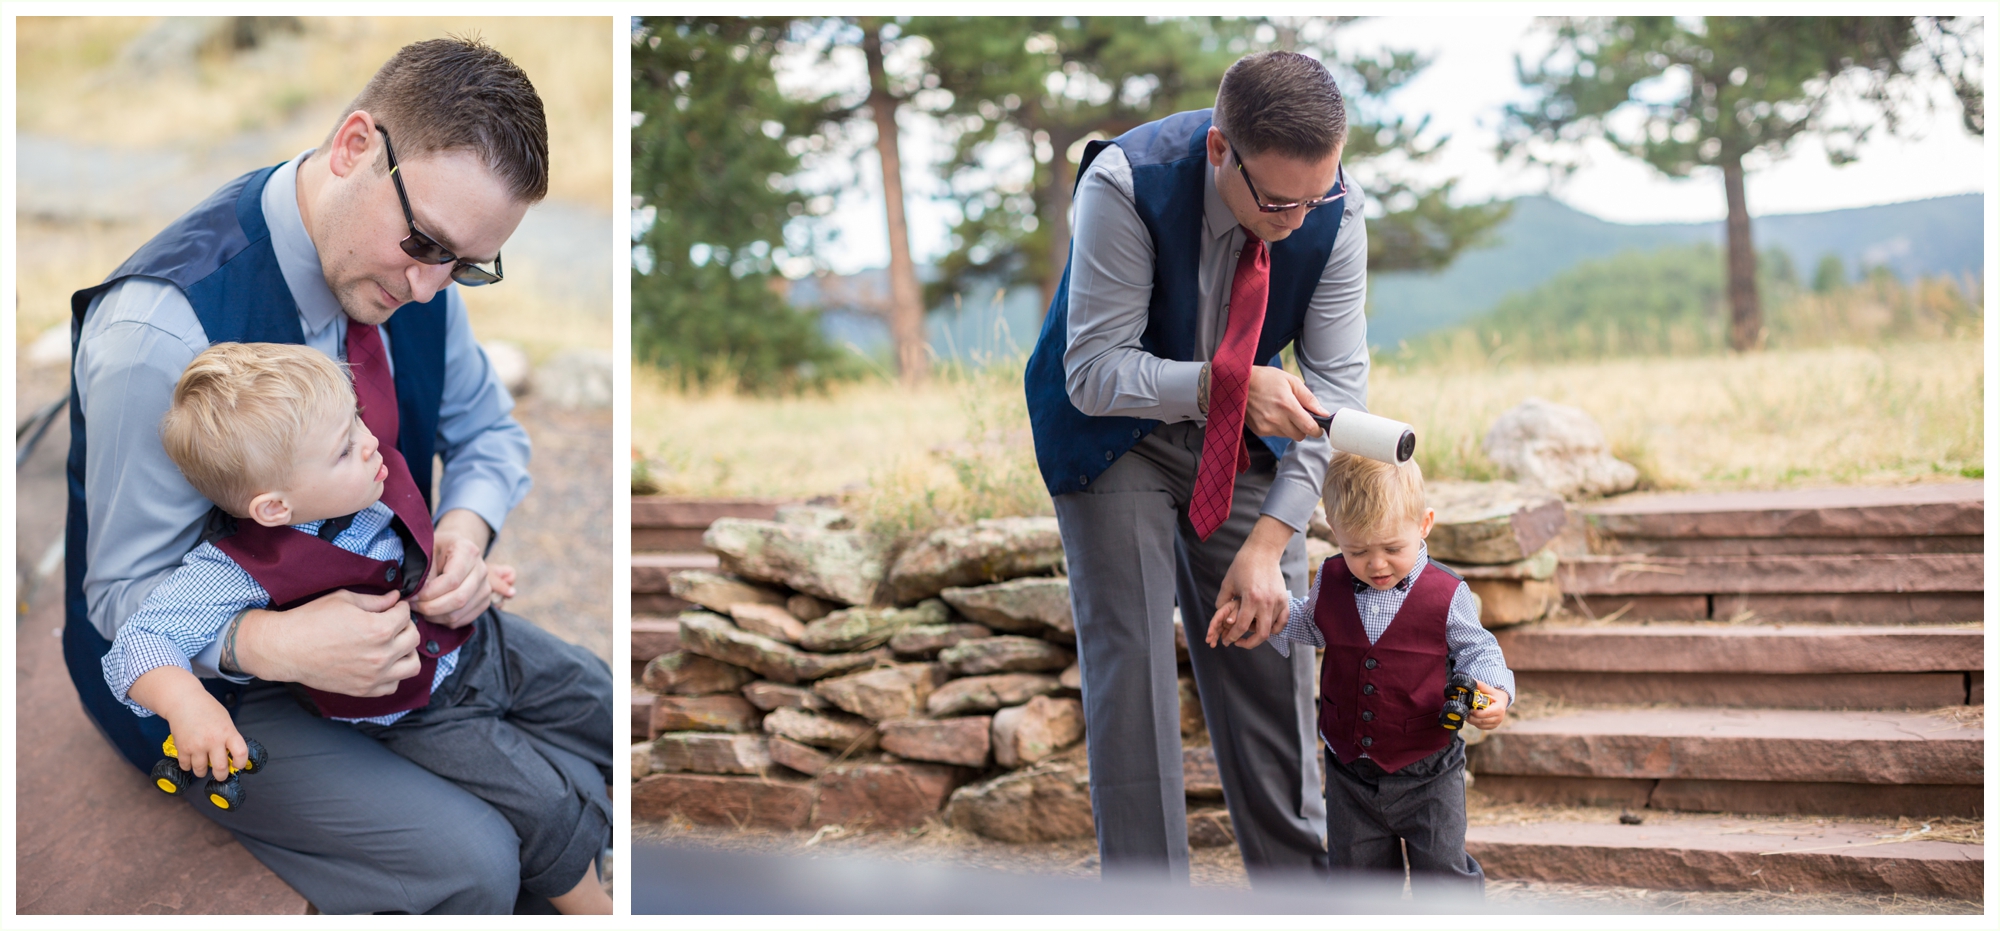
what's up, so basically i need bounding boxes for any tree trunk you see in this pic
[1038,126,1081,320]
[1721,155,1762,352]
[863,23,929,385]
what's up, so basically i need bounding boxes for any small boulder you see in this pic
[641,651,755,696]
[730,603,807,644]
[741,681,831,712]
[631,741,653,781]
[812,663,943,722]
[799,599,950,653]
[1058,663,1082,690]
[704,518,887,606]
[1483,398,1640,499]
[481,339,531,396]
[1427,480,1569,565]
[651,694,762,733]
[774,504,852,530]
[768,736,834,776]
[879,717,993,768]
[991,695,1085,769]
[939,636,1074,677]
[884,518,1064,604]
[927,673,1064,717]
[889,622,993,657]
[940,578,1074,641]
[762,706,879,753]
[787,592,837,621]
[650,733,772,776]
[668,571,787,615]
[536,348,613,409]
[945,748,1094,843]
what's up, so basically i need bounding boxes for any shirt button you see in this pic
[384,566,398,583]
[1361,711,1374,722]
[1363,657,1378,670]
[1360,736,1373,748]
[1362,684,1375,695]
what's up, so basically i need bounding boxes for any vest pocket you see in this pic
[1403,711,1442,734]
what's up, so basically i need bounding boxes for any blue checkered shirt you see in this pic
[1269,543,1515,699]
[101,501,458,726]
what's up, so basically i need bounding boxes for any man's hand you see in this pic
[129,666,248,780]
[413,509,496,628]
[233,589,421,696]
[1468,679,1511,731]
[1204,515,1297,650]
[1243,366,1328,441]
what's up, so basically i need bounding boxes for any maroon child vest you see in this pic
[208,442,473,719]
[1313,556,1461,773]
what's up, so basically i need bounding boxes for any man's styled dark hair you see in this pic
[1213,50,1347,160]
[333,35,549,203]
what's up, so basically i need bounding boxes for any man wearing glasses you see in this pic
[66,38,609,913]
[1025,50,1368,883]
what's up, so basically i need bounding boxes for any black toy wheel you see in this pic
[1438,699,1469,731]
[150,759,191,796]
[205,774,246,811]
[241,737,269,774]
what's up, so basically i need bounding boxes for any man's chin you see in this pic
[336,287,400,326]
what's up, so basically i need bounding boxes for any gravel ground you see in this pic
[485,393,612,661]
[631,818,1983,915]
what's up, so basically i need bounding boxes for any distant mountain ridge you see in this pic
[1365,193,1985,347]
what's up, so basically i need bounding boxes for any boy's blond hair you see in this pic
[160,343,353,516]
[1322,451,1427,537]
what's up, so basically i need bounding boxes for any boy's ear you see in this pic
[246,492,293,528]
[1419,507,1436,539]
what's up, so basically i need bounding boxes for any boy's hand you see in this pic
[1207,516,1295,650]
[130,666,248,779]
[489,564,518,603]
[1468,679,1510,730]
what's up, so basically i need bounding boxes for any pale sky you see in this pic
[800,15,1987,277]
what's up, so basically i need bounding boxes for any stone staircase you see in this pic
[630,497,789,615]
[1465,482,1984,899]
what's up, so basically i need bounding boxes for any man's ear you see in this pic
[1206,126,1228,168]
[325,110,379,181]
[246,491,294,528]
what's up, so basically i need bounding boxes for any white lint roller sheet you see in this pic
[1314,408,1417,464]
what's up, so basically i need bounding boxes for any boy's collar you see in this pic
[1348,542,1431,594]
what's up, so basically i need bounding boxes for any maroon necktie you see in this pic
[345,322,435,551]
[1188,230,1269,541]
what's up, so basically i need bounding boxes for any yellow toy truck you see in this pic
[150,735,268,811]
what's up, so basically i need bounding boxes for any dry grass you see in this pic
[632,338,1983,537]
[14,16,611,205]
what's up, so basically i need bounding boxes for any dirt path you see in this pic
[632,819,1981,916]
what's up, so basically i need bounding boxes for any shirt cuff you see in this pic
[104,629,197,717]
[1259,472,1323,533]
[434,483,513,541]
[1156,360,1207,423]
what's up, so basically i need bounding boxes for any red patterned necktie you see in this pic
[1189,230,1269,541]
[346,321,435,550]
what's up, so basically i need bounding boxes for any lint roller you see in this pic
[1310,408,1416,464]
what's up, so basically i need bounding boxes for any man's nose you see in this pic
[405,261,454,304]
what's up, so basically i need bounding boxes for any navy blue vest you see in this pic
[1025,109,1346,497]
[64,164,450,772]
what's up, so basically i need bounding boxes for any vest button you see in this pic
[384,566,398,583]
[1132,429,1142,438]
[1080,474,1089,485]
[1361,684,1375,695]
[1360,736,1373,748]
[1363,657,1378,670]
[1105,450,1114,461]
[424,640,441,655]
[1361,710,1373,722]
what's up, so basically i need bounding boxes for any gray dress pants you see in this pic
[1053,421,1327,885]
[182,610,611,914]
[1324,739,1484,896]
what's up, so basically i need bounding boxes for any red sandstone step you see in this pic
[1569,592,1983,624]
[1467,814,1983,899]
[1580,482,1983,540]
[1557,553,1982,596]
[1499,624,1983,674]
[1473,708,1982,789]
[632,496,793,551]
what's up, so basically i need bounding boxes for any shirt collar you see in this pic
[1201,158,1242,244]
[1350,542,1432,594]
[261,149,346,341]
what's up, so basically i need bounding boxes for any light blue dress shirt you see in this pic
[73,151,532,673]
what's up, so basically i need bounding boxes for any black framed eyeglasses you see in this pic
[1231,143,1345,214]
[377,126,504,287]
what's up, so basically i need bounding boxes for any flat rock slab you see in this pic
[632,496,789,551]
[632,773,815,829]
[1475,708,1982,785]
[762,706,880,753]
[991,695,1084,769]
[1467,814,1984,899]
[1497,624,1985,674]
[631,552,721,595]
[939,636,1075,676]
[945,751,1094,843]
[889,622,992,657]
[651,733,773,776]
[664,569,787,613]
[884,517,1064,604]
[634,688,656,738]
[800,600,949,653]
[1559,553,1983,596]
[1581,481,1984,539]
[730,603,807,644]
[927,673,1063,717]
[652,694,763,733]
[704,518,888,606]
[1474,774,1984,818]
[812,663,943,721]
[812,762,972,829]
[940,577,1074,638]
[679,613,886,684]
[768,737,834,776]
[642,649,756,695]
[880,717,993,768]
[1184,743,1223,799]
[1427,481,1568,565]
[741,680,830,712]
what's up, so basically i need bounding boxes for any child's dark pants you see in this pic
[1323,738,1484,895]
